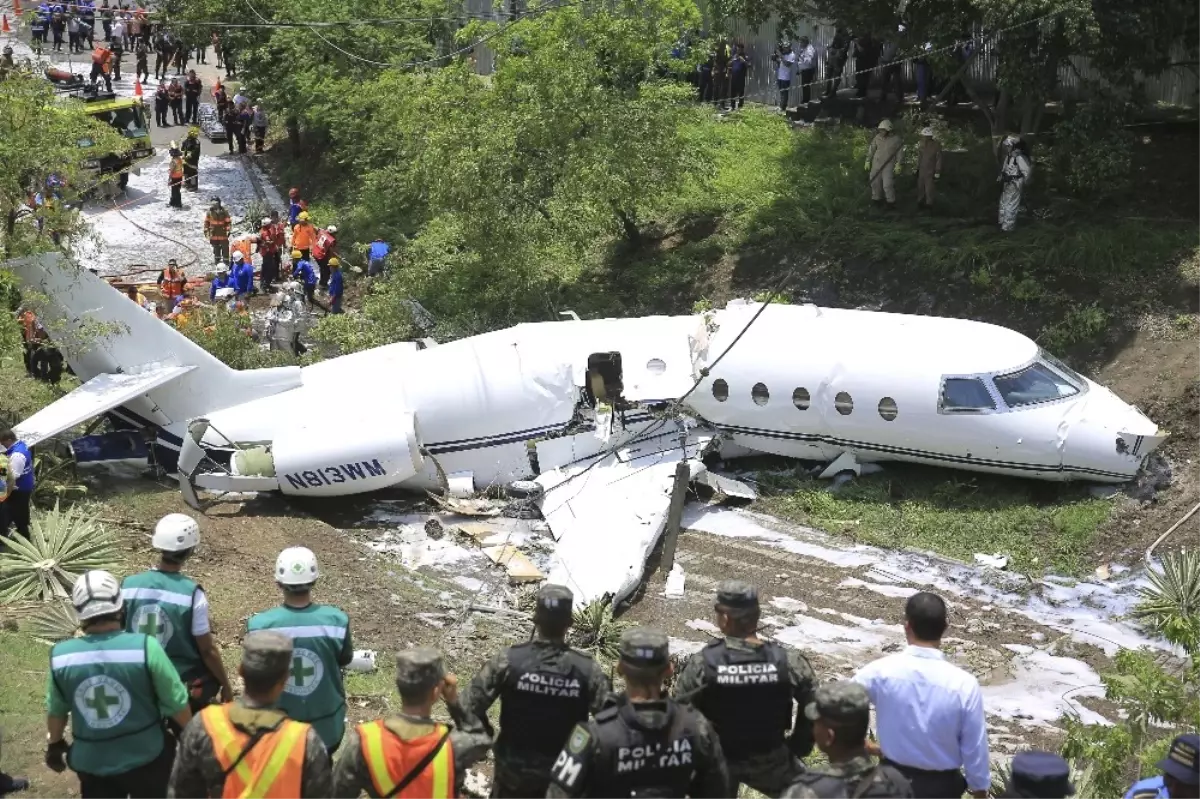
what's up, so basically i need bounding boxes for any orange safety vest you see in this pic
[92,46,111,66]
[359,720,454,799]
[169,157,184,180]
[161,269,186,298]
[19,310,37,343]
[199,704,308,799]
[291,222,316,250]
[232,238,253,263]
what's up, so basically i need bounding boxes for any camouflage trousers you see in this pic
[730,747,805,798]
[490,761,552,798]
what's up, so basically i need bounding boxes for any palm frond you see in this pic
[570,599,631,662]
[23,600,82,644]
[1133,549,1200,653]
[0,501,120,604]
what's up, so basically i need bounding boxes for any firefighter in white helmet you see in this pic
[46,571,192,796]
[122,513,234,715]
[246,547,354,754]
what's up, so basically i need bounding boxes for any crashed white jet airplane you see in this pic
[10,253,1164,606]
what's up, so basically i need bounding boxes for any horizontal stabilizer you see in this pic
[15,366,196,446]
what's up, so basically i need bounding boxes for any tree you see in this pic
[0,72,129,261]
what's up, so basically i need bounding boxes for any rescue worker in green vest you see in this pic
[168,630,333,798]
[122,513,234,716]
[45,570,192,798]
[331,647,492,798]
[247,546,354,754]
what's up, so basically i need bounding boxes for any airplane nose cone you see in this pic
[1062,381,1166,482]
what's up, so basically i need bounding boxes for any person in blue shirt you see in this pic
[1125,733,1199,799]
[231,252,253,298]
[367,238,389,277]
[291,248,317,307]
[288,188,303,226]
[208,263,230,301]
[327,257,344,313]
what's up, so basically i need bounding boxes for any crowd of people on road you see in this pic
[7,501,1194,799]
[684,27,974,114]
[23,2,236,82]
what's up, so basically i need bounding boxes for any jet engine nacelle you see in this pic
[233,413,424,497]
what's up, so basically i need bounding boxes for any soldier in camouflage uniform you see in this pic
[332,647,491,798]
[168,631,333,798]
[672,581,819,797]
[781,682,912,799]
[547,627,730,798]
[463,584,610,798]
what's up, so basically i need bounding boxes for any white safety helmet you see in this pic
[877,119,894,131]
[72,570,124,621]
[275,546,319,586]
[232,251,245,261]
[261,217,272,226]
[920,127,934,137]
[327,224,337,234]
[216,262,228,274]
[152,513,199,552]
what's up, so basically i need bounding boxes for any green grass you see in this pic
[756,466,1115,576]
[0,631,74,796]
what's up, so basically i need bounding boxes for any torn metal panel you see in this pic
[536,426,713,607]
[15,366,195,445]
[694,470,758,500]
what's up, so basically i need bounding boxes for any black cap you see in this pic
[1009,751,1075,798]
[716,579,759,609]
[1158,734,1199,786]
[619,627,669,668]
[534,583,573,618]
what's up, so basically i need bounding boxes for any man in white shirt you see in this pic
[772,41,797,111]
[795,36,818,105]
[853,592,989,799]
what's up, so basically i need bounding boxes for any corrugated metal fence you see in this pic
[460,1,1197,109]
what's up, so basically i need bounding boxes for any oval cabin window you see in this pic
[712,379,729,402]
[752,383,770,406]
[792,387,811,410]
[878,397,898,421]
[835,392,854,415]
[646,358,666,375]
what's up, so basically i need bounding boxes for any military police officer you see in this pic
[122,513,234,714]
[463,584,610,798]
[247,547,354,754]
[168,631,332,798]
[547,627,730,798]
[672,580,819,797]
[782,682,912,798]
[998,751,1076,799]
[45,570,192,797]
[332,647,492,798]
[1124,733,1199,799]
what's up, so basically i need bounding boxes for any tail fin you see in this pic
[7,252,301,434]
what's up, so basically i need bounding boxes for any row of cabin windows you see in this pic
[711,379,900,421]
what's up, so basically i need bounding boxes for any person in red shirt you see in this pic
[311,224,338,290]
[256,216,280,291]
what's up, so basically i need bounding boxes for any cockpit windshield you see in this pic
[1039,347,1085,386]
[993,358,1082,408]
